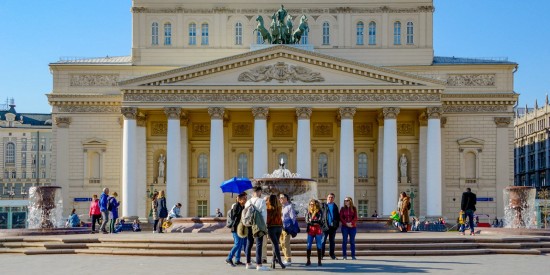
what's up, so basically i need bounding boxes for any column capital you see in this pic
[164,107,181,120]
[180,111,189,126]
[208,107,225,119]
[377,111,384,126]
[121,107,138,119]
[136,114,147,127]
[252,107,269,120]
[338,107,356,119]
[296,107,312,120]
[419,112,428,126]
[426,107,443,119]
[494,117,512,128]
[382,107,400,119]
[54,116,71,128]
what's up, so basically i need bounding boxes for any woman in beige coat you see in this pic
[397,192,411,232]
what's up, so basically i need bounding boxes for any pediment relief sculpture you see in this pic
[238,62,324,83]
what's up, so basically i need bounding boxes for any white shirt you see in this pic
[245,196,267,225]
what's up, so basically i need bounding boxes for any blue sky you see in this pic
[0,0,548,113]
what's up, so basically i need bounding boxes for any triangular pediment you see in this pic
[457,137,485,146]
[120,45,445,88]
[82,137,108,146]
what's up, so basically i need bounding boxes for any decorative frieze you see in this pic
[164,107,181,120]
[252,107,269,120]
[136,114,147,127]
[70,74,119,86]
[426,107,443,119]
[397,122,415,136]
[443,105,509,113]
[232,123,253,137]
[192,123,211,137]
[494,117,512,128]
[131,6,434,14]
[354,123,373,137]
[338,107,356,119]
[208,107,225,120]
[447,74,496,87]
[121,107,138,119]
[382,107,400,119]
[273,123,293,137]
[313,123,333,137]
[57,106,121,113]
[54,117,71,128]
[151,122,167,136]
[238,62,324,83]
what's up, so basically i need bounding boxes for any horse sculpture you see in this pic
[270,13,281,44]
[292,15,309,44]
[255,16,272,44]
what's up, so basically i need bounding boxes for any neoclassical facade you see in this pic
[48,0,517,220]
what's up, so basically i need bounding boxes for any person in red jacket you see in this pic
[89,194,101,233]
[339,197,358,260]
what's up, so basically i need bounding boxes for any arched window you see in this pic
[300,29,308,45]
[189,23,197,45]
[368,21,376,45]
[151,22,159,45]
[356,21,364,45]
[465,152,476,179]
[358,153,368,178]
[318,153,328,178]
[256,31,264,44]
[322,22,330,45]
[235,22,243,45]
[278,153,288,168]
[5,142,15,164]
[237,153,248,178]
[164,23,172,45]
[198,153,208,178]
[406,22,414,44]
[393,21,401,45]
[201,23,209,45]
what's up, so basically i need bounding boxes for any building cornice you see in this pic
[131,6,435,15]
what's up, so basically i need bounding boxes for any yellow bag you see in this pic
[458,211,465,225]
[162,220,172,229]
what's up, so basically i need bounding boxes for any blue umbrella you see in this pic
[220,177,253,195]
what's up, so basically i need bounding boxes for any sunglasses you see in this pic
[344,199,350,202]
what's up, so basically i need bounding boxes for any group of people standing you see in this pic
[88,187,120,234]
[225,187,359,271]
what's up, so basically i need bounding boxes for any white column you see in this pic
[382,107,399,216]
[252,107,269,178]
[165,107,182,211]
[495,117,512,219]
[376,114,384,216]
[54,116,71,216]
[296,107,312,178]
[209,107,225,215]
[180,113,189,217]
[339,107,356,205]
[136,115,147,220]
[418,113,428,217]
[121,107,138,217]
[426,107,443,217]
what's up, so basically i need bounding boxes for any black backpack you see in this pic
[107,197,113,211]
[226,203,237,228]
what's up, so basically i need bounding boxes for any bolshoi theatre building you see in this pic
[47,0,517,221]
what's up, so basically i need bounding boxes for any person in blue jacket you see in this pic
[108,192,120,234]
[67,208,81,227]
[98,188,110,234]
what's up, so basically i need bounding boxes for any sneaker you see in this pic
[282,261,291,266]
[225,259,236,267]
[256,266,270,271]
[351,257,357,260]
[262,259,267,264]
[470,232,476,236]
[342,257,347,260]
[331,256,338,260]
[235,261,245,266]
[246,264,255,270]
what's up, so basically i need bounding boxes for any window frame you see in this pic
[322,21,330,45]
[151,22,159,45]
[356,21,364,45]
[189,23,197,45]
[406,21,414,45]
[5,142,15,164]
[394,21,402,45]
[201,23,209,45]
[235,22,243,45]
[368,21,376,45]
[164,23,172,46]
[198,153,208,178]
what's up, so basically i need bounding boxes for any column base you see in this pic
[122,216,140,222]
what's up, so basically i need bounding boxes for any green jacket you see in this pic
[252,210,268,238]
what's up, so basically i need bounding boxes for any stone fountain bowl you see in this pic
[251,178,316,196]
[0,227,91,236]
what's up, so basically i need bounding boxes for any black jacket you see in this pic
[461,191,477,212]
[229,202,244,232]
[323,202,340,229]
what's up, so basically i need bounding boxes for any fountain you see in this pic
[503,186,537,229]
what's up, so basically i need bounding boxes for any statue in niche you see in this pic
[158,154,166,178]
[399,153,408,178]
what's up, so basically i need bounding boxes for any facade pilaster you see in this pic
[426,107,443,217]
[495,117,512,218]
[418,112,428,217]
[54,116,71,215]
[209,107,225,215]
[136,114,147,220]
[121,107,138,217]
[339,107,356,205]
[252,107,269,178]
[165,107,182,212]
[180,112,189,216]
[376,113,384,216]
[296,107,312,178]
[382,107,399,216]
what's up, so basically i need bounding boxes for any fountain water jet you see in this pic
[503,186,537,229]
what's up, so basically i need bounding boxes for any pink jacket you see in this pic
[89,199,101,216]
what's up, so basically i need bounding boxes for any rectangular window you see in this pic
[201,23,209,45]
[164,23,172,46]
[357,200,368,218]
[393,22,401,45]
[21,171,26,179]
[197,200,208,217]
[189,24,197,45]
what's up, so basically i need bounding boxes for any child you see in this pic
[114,218,125,233]
[132,219,142,232]
[457,210,465,235]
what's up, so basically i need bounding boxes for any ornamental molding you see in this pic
[494,117,512,127]
[296,107,312,120]
[443,105,509,113]
[180,111,189,126]
[397,122,415,136]
[232,123,253,137]
[192,123,210,137]
[313,123,333,137]
[151,122,167,136]
[238,62,324,83]
[131,6,434,14]
[273,123,293,137]
[164,107,181,119]
[382,107,400,119]
[121,107,138,119]
[57,105,121,113]
[208,107,225,119]
[446,74,496,87]
[418,112,428,126]
[354,123,373,137]
[54,117,71,128]
[251,107,269,120]
[136,114,147,127]
[426,107,443,119]
[338,107,356,120]
[69,74,119,86]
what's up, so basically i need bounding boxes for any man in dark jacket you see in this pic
[322,193,340,259]
[460,187,477,236]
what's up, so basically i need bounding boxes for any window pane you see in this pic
[238,153,248,178]
[407,22,414,44]
[368,22,376,45]
[301,29,308,45]
[358,153,368,178]
[189,23,196,45]
[198,153,208,178]
[152,22,159,45]
[6,143,15,163]
[322,22,330,45]
[318,153,328,178]
[164,23,172,45]
[201,23,209,45]
[235,22,242,45]
[394,21,401,45]
[356,22,364,45]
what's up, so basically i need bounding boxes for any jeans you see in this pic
[322,227,337,258]
[268,227,283,265]
[91,214,101,232]
[99,211,109,232]
[245,227,264,265]
[465,210,475,233]
[341,226,356,258]
[228,232,245,262]
[307,234,323,250]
